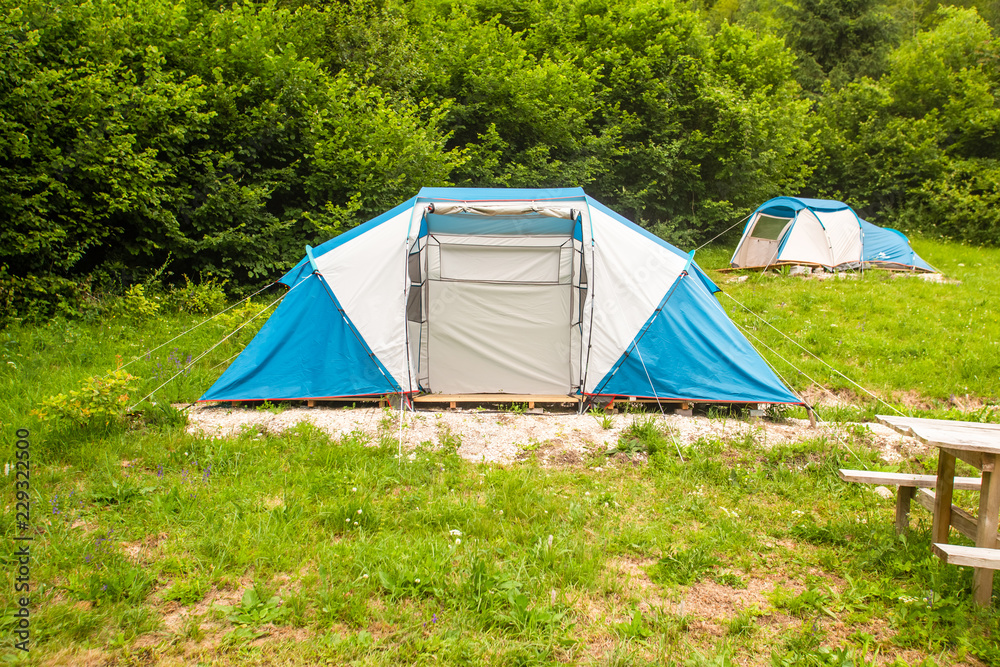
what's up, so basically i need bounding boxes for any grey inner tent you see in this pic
[407,209,587,395]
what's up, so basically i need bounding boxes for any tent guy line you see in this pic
[107,280,278,381]
[694,211,753,253]
[128,283,297,412]
[728,316,871,470]
[722,292,908,419]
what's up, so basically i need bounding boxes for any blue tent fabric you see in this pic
[860,220,936,271]
[593,273,800,403]
[756,197,850,216]
[737,196,935,272]
[424,213,577,236]
[202,187,803,405]
[200,276,399,401]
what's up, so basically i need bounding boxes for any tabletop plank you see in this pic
[878,415,1000,433]
[877,415,1000,455]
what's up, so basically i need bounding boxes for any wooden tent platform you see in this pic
[214,395,773,417]
[412,394,581,409]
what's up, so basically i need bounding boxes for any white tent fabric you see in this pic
[731,197,934,272]
[313,208,419,391]
[201,187,804,406]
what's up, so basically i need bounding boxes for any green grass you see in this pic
[3,419,999,664]
[1,238,999,664]
[696,239,1000,408]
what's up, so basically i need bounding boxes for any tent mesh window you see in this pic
[750,214,790,240]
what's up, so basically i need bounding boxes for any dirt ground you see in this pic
[184,402,929,465]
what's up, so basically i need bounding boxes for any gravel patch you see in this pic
[184,404,926,465]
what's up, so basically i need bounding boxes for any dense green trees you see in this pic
[815,7,1000,242]
[1,0,998,315]
[1,0,461,295]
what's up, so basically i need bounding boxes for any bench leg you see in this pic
[973,458,1000,605]
[895,487,915,534]
[933,452,956,545]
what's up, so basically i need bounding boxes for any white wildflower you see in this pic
[449,529,462,536]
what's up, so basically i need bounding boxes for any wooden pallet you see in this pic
[411,394,581,410]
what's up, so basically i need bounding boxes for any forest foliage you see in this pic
[1,0,999,319]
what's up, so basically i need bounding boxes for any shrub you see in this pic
[216,298,268,334]
[167,276,227,315]
[0,271,97,326]
[32,370,139,428]
[109,284,161,322]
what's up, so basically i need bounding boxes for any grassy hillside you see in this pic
[1,237,999,665]
[698,239,1000,415]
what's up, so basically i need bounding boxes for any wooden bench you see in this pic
[932,544,1000,571]
[838,470,981,534]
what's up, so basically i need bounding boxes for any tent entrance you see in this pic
[409,212,582,395]
[732,214,792,268]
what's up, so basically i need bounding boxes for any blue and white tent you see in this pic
[730,197,936,272]
[200,188,802,405]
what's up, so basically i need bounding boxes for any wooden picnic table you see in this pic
[878,414,1000,605]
